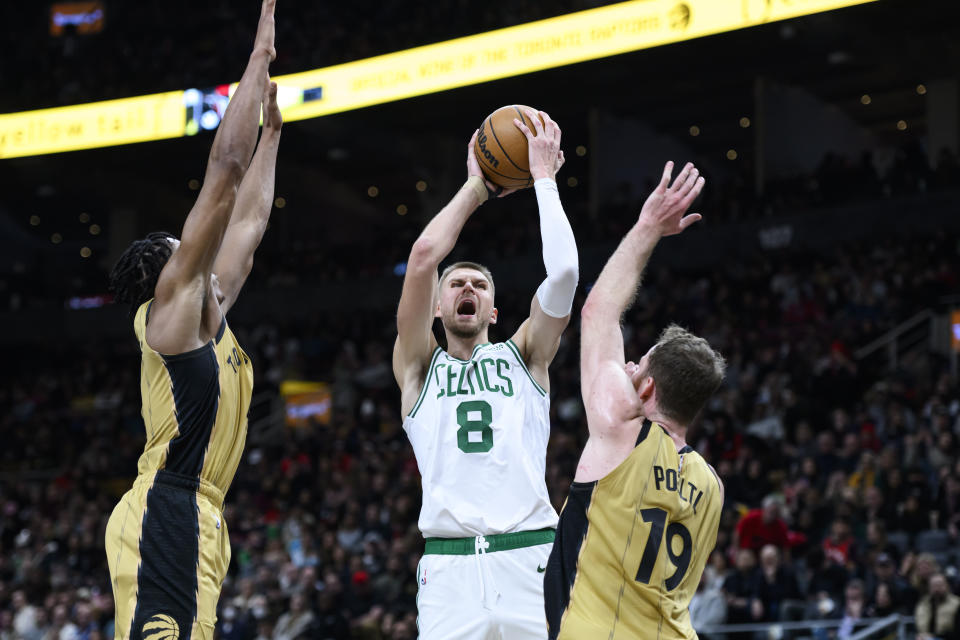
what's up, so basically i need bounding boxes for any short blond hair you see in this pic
[647,324,725,425]
[439,261,495,295]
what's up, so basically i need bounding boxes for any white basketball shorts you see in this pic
[416,528,555,640]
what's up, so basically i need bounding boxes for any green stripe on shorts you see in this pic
[423,528,555,555]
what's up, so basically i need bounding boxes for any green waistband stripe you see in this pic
[423,528,556,555]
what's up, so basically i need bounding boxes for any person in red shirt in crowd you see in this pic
[823,518,858,569]
[735,495,790,551]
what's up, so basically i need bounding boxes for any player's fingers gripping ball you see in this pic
[474,105,546,189]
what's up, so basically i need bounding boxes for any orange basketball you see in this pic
[474,105,545,189]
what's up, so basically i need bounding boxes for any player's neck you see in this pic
[663,426,689,452]
[444,331,489,361]
[645,412,688,451]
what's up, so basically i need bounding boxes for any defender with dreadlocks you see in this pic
[104,2,280,638]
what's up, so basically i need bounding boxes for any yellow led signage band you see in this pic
[0,0,877,159]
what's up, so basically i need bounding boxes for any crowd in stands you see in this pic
[2,139,958,318]
[712,145,960,223]
[1,222,958,639]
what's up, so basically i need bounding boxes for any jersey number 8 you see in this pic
[456,400,493,453]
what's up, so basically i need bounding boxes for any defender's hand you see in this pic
[514,109,563,182]
[253,0,277,61]
[467,130,517,198]
[638,161,705,237]
[262,80,282,132]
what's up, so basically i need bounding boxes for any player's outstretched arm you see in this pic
[509,109,578,392]
[393,133,493,410]
[212,79,282,315]
[580,161,704,434]
[147,0,276,355]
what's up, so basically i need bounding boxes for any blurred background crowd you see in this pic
[2,223,958,639]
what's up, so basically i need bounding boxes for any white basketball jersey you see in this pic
[403,341,559,538]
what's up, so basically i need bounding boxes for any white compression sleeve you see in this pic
[534,178,579,318]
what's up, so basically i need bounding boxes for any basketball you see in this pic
[474,105,545,189]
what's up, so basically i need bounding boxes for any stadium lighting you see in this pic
[0,0,879,159]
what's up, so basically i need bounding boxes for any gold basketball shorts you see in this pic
[105,470,231,640]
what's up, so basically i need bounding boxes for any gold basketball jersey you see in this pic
[545,420,722,640]
[106,301,252,640]
[132,299,253,495]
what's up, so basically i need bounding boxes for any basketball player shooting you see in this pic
[104,2,280,638]
[544,162,725,639]
[393,110,578,639]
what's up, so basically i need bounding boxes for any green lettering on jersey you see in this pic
[429,355,516,400]
[495,359,514,397]
[472,362,486,392]
[446,364,459,397]
[479,359,499,393]
[434,363,446,399]
[456,364,475,395]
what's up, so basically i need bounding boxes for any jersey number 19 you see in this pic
[635,507,692,591]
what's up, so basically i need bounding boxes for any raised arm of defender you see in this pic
[509,110,578,392]
[147,0,276,355]
[580,162,704,437]
[212,80,283,315]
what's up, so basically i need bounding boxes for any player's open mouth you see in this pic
[456,299,477,317]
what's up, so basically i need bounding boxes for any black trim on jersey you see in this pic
[678,445,693,454]
[215,316,226,344]
[159,341,213,362]
[128,482,199,640]
[545,481,596,640]
[635,419,652,446]
[162,345,220,477]
[145,300,154,325]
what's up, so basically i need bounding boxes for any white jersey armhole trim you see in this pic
[505,339,547,397]
[408,346,443,419]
